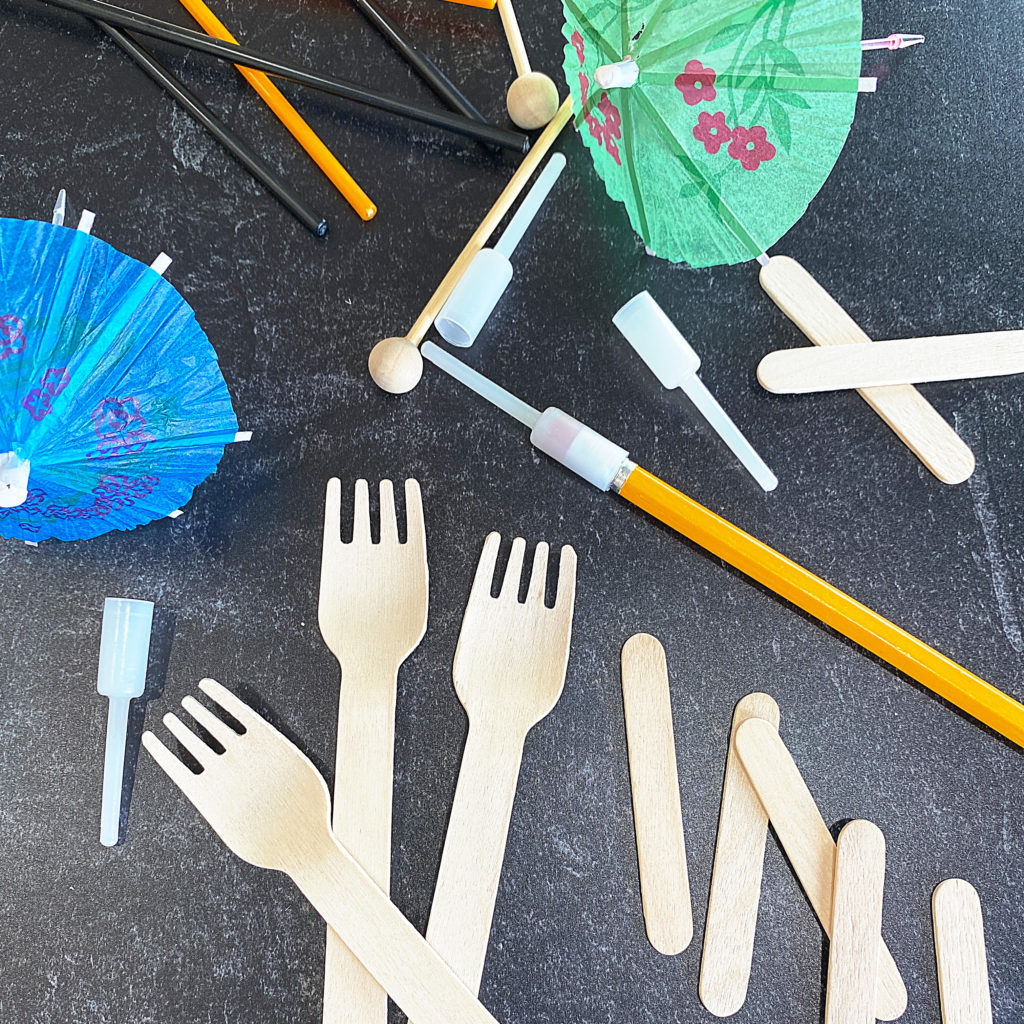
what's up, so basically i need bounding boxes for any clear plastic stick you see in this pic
[682,379,779,492]
[51,189,67,226]
[421,342,540,427]
[493,153,566,260]
[100,698,131,846]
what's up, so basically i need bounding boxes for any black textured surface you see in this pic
[1,1,1023,1021]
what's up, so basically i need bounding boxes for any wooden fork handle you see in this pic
[324,661,399,1024]
[424,721,525,995]
[293,830,502,1024]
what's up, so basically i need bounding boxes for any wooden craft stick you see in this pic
[933,879,993,1024]
[174,0,376,221]
[759,255,975,484]
[825,820,887,1024]
[620,634,692,955]
[369,97,572,393]
[699,693,780,1016]
[733,719,908,1020]
[758,330,1024,394]
[496,0,530,76]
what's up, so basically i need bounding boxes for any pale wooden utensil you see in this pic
[620,633,691,955]
[425,531,576,995]
[933,879,993,1024]
[759,255,975,484]
[758,330,1024,393]
[733,718,908,1020]
[318,477,428,1024]
[699,693,780,1017]
[825,820,886,1024]
[142,680,501,1024]
[495,0,559,129]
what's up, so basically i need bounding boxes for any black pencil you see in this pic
[96,20,328,237]
[35,0,531,153]
[347,0,487,127]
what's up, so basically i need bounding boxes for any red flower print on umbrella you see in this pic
[728,125,777,171]
[675,59,716,106]
[579,73,623,166]
[571,28,585,65]
[693,111,731,155]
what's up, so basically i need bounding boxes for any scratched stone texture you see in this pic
[0,0,1022,1021]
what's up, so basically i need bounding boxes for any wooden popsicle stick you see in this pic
[932,879,993,1024]
[759,255,975,484]
[758,330,1024,393]
[620,634,692,955]
[496,0,531,76]
[699,693,780,1017]
[733,719,908,1020]
[825,820,887,1024]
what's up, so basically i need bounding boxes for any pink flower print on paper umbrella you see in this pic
[728,125,776,171]
[693,110,731,155]
[90,396,156,458]
[0,315,27,360]
[675,59,716,105]
[571,29,585,65]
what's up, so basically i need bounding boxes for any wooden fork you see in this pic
[424,532,576,995]
[318,478,428,1024]
[142,680,500,1024]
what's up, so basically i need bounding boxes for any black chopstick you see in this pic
[347,0,487,127]
[95,20,328,237]
[33,0,531,152]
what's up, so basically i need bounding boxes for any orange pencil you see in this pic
[440,0,497,8]
[176,0,376,221]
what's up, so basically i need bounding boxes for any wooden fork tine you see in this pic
[470,532,502,598]
[353,479,371,543]
[555,545,578,609]
[379,479,398,544]
[142,731,201,797]
[404,479,424,549]
[527,542,549,603]
[500,537,527,600]
[323,477,342,551]
[182,694,240,749]
[198,678,265,734]
[164,712,218,768]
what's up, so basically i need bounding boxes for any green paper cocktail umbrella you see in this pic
[561,0,863,267]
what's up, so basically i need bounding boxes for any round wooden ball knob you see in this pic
[368,336,424,394]
[506,72,560,130]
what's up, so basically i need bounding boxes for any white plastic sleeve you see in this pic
[529,407,629,491]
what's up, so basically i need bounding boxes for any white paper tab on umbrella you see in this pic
[613,291,778,492]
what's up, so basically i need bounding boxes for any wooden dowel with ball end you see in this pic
[368,96,572,395]
[496,0,559,128]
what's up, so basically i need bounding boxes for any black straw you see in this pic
[96,21,328,237]
[35,0,531,152]
[347,0,488,128]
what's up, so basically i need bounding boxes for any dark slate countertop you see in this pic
[1,0,1022,1021]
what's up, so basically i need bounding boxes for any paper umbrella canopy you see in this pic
[562,0,863,267]
[0,215,241,542]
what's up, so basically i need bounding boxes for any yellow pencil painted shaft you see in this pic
[440,0,497,8]
[618,465,1024,750]
[175,0,376,221]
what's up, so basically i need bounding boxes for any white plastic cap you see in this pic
[0,451,30,508]
[613,291,700,388]
[435,248,513,347]
[97,598,154,699]
[530,407,629,491]
[594,57,639,90]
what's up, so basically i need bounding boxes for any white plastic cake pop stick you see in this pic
[97,597,154,846]
[862,33,924,50]
[435,153,566,348]
[613,292,778,492]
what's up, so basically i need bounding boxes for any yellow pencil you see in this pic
[176,0,376,221]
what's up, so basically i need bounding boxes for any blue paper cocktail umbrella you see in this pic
[0,212,241,542]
